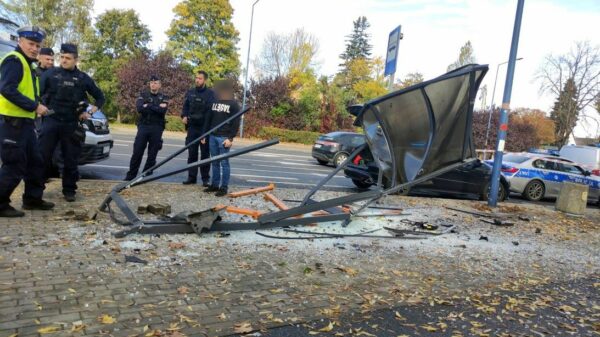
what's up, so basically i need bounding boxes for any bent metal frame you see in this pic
[98,64,489,237]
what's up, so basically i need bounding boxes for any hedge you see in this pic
[258,126,321,145]
[165,115,186,132]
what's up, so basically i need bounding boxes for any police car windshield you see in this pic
[503,154,530,164]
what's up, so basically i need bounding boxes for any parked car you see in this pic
[344,148,510,201]
[491,152,600,204]
[312,131,365,167]
[559,145,600,175]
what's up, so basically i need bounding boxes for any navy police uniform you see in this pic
[181,85,215,185]
[0,26,54,217]
[124,76,168,180]
[39,43,105,200]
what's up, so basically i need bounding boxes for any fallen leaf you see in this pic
[71,320,85,332]
[98,314,116,324]
[38,326,61,334]
[169,242,186,250]
[234,322,253,334]
[217,313,227,320]
[558,305,577,313]
[421,325,437,332]
[318,322,334,332]
[395,311,406,320]
[166,323,181,331]
[177,286,189,295]
[336,267,358,276]
[68,288,77,293]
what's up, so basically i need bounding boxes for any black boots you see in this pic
[0,205,25,217]
[22,198,55,210]
[182,178,197,185]
[215,187,228,197]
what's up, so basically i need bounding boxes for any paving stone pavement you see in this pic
[0,180,598,337]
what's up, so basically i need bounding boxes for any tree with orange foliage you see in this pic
[512,108,555,145]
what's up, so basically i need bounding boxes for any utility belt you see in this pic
[0,115,34,129]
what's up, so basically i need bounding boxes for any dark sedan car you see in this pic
[312,131,365,167]
[344,149,510,201]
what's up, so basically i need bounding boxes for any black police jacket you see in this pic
[181,86,215,128]
[40,66,105,122]
[136,91,168,126]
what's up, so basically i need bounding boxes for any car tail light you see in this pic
[353,155,363,165]
[316,140,339,148]
[501,166,519,174]
[592,169,600,176]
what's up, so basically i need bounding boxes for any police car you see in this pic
[490,153,600,204]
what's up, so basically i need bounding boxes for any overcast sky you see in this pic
[93,0,600,137]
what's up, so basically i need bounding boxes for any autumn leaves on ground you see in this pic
[0,180,598,336]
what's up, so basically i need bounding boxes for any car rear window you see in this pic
[503,154,530,164]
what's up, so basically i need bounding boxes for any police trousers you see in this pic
[186,126,210,182]
[125,124,164,180]
[39,117,82,196]
[0,116,45,208]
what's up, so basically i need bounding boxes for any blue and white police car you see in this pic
[489,153,600,204]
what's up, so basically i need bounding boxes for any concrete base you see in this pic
[555,182,589,215]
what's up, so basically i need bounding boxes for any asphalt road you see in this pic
[79,128,357,191]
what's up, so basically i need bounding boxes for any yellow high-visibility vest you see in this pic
[0,51,39,119]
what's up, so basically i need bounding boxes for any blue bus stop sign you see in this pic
[384,25,402,76]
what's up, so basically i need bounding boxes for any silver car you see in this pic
[494,153,600,204]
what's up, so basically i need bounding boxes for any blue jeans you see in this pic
[209,135,231,188]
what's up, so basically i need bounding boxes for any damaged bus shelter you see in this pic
[98,64,488,237]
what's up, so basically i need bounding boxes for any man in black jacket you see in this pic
[124,75,168,180]
[201,80,240,197]
[181,70,215,186]
[39,43,105,202]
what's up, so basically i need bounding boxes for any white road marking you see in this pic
[231,174,298,180]
[85,164,129,169]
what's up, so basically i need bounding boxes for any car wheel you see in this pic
[333,152,349,168]
[352,179,372,189]
[522,180,545,201]
[316,159,328,165]
[481,182,507,201]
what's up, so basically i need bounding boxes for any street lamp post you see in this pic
[488,0,525,207]
[240,0,260,138]
[484,57,523,149]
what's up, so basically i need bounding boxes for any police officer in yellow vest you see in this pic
[0,26,54,218]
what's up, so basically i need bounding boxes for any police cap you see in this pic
[40,48,54,56]
[149,75,160,82]
[60,43,78,55]
[17,26,46,43]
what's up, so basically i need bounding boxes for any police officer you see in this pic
[39,43,105,202]
[0,26,54,217]
[34,48,54,133]
[181,70,215,186]
[124,75,168,181]
[36,48,54,76]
